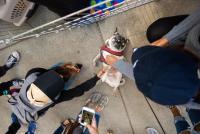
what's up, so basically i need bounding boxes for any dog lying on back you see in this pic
[93,29,129,93]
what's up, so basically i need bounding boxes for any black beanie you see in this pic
[33,70,65,101]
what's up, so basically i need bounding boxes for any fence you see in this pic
[0,0,154,49]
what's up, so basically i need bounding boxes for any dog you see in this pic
[93,28,129,93]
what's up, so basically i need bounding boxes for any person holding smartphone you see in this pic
[54,92,109,134]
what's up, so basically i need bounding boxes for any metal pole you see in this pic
[11,0,114,40]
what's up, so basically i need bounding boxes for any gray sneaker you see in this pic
[5,51,20,69]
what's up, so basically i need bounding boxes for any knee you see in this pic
[146,18,169,43]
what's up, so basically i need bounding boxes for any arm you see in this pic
[105,55,134,80]
[151,38,169,47]
[112,60,134,80]
[151,7,200,47]
[56,75,100,103]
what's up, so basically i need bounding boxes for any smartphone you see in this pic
[79,107,95,126]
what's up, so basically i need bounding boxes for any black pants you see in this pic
[0,65,9,78]
[0,80,13,96]
[0,65,12,96]
[6,123,21,134]
[146,15,188,43]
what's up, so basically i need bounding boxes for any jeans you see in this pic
[6,113,36,134]
[54,125,65,134]
[53,113,100,134]
[174,108,200,134]
[146,15,188,43]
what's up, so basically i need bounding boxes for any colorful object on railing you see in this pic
[90,0,125,14]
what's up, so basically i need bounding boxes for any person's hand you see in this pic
[151,38,169,47]
[97,68,106,78]
[86,118,99,134]
[105,55,119,65]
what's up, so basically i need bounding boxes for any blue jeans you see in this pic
[6,113,36,134]
[54,113,100,134]
[174,108,200,134]
[54,125,65,134]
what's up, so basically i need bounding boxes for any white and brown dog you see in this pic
[93,29,129,93]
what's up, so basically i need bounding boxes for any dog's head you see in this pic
[106,28,129,52]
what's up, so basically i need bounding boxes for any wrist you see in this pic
[151,38,169,47]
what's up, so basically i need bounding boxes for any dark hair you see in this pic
[53,63,81,82]
[54,66,71,81]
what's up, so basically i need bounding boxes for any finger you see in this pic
[92,117,97,128]
[78,114,82,122]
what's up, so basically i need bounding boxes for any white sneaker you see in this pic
[146,127,160,134]
[5,51,20,69]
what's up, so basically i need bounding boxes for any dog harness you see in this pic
[100,45,124,64]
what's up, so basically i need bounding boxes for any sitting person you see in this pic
[104,7,200,107]
[53,92,109,134]
[5,63,105,134]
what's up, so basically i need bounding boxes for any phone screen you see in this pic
[81,110,94,125]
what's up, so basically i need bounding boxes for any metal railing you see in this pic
[0,0,154,49]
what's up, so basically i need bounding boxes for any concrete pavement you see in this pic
[0,0,200,133]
